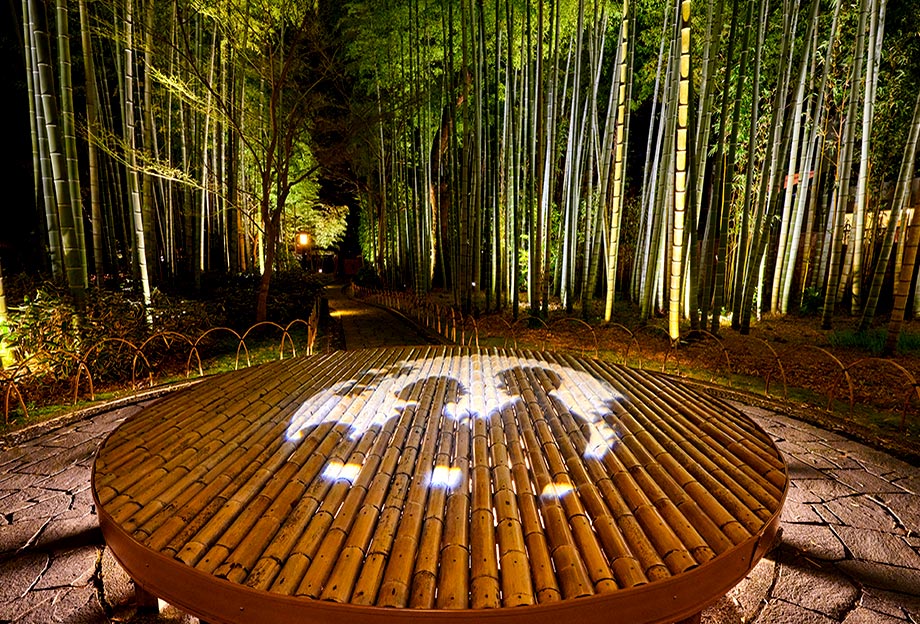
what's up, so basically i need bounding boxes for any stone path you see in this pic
[324,283,448,349]
[1,291,918,623]
[713,403,920,623]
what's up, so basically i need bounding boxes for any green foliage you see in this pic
[206,269,326,329]
[352,266,382,288]
[828,328,920,355]
[4,272,324,385]
[799,286,823,316]
[6,283,153,383]
[869,3,920,185]
[291,204,350,250]
[828,329,885,353]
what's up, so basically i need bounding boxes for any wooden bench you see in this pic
[93,346,786,624]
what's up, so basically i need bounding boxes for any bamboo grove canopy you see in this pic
[11,0,920,344]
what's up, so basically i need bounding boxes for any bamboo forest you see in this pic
[2,0,920,349]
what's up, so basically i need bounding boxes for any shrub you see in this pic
[6,283,150,383]
[799,287,823,316]
[206,269,325,329]
[3,271,325,405]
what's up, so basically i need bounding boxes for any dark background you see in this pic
[1,1,41,274]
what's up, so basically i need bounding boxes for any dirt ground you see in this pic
[437,302,920,465]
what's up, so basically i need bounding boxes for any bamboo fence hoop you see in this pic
[745,337,788,400]
[798,345,853,412]
[839,357,919,432]
[188,327,246,376]
[674,329,733,384]
[549,317,599,358]
[597,322,639,366]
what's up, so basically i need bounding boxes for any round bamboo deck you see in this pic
[92,346,787,624]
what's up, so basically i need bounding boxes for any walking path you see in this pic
[1,289,918,623]
[323,283,449,349]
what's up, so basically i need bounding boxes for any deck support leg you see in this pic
[675,612,702,624]
[134,582,159,612]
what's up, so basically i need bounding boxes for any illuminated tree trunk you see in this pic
[821,0,868,329]
[29,0,86,297]
[770,21,813,315]
[885,188,920,355]
[78,0,104,282]
[861,87,920,332]
[731,0,766,329]
[604,0,632,322]
[704,0,744,333]
[778,0,839,314]
[55,0,88,290]
[633,0,670,310]
[124,0,154,322]
[851,0,885,314]
[23,0,61,279]
[670,0,691,341]
[739,0,797,334]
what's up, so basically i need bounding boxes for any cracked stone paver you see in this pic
[1,296,919,623]
[821,495,901,532]
[770,553,860,620]
[750,599,842,623]
[832,525,920,568]
[779,523,846,561]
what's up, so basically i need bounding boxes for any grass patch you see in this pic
[828,327,920,354]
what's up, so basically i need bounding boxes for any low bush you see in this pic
[828,327,920,355]
[3,269,326,388]
[6,283,151,382]
[203,269,326,330]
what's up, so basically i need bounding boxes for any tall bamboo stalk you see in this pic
[861,87,920,332]
[124,0,154,323]
[55,0,88,291]
[78,0,104,282]
[821,0,869,329]
[23,0,62,279]
[29,0,85,297]
[670,0,691,340]
[604,0,631,322]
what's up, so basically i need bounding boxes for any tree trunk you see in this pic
[124,0,153,323]
[78,0,104,283]
[670,0,691,341]
[56,0,88,291]
[604,0,632,322]
[885,187,920,355]
[860,87,920,331]
[821,0,868,329]
[731,0,766,329]
[29,0,86,298]
[23,0,62,279]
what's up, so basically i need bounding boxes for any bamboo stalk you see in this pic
[469,508,500,608]
[350,506,401,605]
[187,351,408,576]
[435,544,470,609]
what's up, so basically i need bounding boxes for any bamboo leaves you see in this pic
[16,0,920,339]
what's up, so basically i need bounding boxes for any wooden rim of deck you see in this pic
[96,500,779,624]
[93,346,787,624]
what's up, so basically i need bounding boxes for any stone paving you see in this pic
[324,283,449,349]
[1,290,918,623]
[711,403,920,623]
